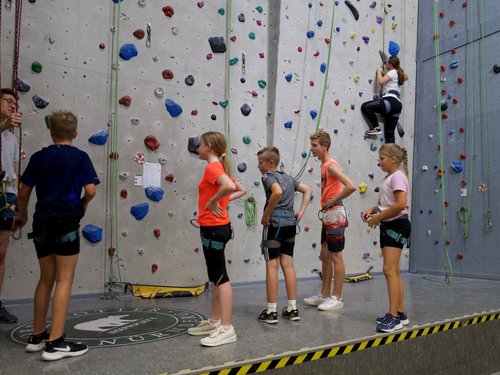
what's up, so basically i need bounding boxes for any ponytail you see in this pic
[388,56,407,86]
[220,153,233,178]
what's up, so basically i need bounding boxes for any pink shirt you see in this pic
[377,170,410,221]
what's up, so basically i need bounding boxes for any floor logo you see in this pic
[9,307,205,348]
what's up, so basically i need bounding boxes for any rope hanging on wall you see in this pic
[293,2,337,180]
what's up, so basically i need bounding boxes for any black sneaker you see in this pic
[41,336,88,361]
[25,329,49,352]
[282,307,300,321]
[257,309,278,324]
[0,304,18,323]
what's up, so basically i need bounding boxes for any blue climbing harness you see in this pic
[270,208,300,239]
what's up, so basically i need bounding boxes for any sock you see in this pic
[209,318,221,325]
[222,324,232,331]
[267,303,277,313]
[397,311,405,315]
[287,300,297,311]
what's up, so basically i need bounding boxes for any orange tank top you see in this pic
[320,159,343,209]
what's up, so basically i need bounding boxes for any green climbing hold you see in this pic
[253,181,260,186]
[242,135,252,144]
[248,32,256,40]
[31,61,42,73]
[237,213,243,219]
[219,100,228,108]
[258,80,267,88]
[218,8,225,16]
[267,112,272,118]
[255,6,263,13]
[229,57,239,65]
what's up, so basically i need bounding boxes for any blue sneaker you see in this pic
[376,312,409,326]
[376,313,403,333]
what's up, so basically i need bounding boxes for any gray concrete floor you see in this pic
[1,273,500,375]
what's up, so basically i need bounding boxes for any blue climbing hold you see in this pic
[451,160,464,173]
[285,73,293,82]
[119,43,138,60]
[284,120,293,129]
[310,109,318,120]
[145,186,164,201]
[237,162,247,173]
[16,79,30,92]
[388,41,400,56]
[88,128,109,145]
[165,99,183,117]
[301,151,307,158]
[320,63,327,73]
[449,60,460,69]
[240,103,251,116]
[317,20,323,27]
[82,224,103,244]
[308,2,312,8]
[306,30,315,39]
[32,95,49,109]
[336,26,341,32]
[188,136,200,154]
[130,203,149,220]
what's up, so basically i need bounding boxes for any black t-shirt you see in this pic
[20,144,100,222]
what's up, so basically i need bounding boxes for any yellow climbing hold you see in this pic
[366,227,371,233]
[353,74,360,83]
[391,23,398,29]
[358,183,368,193]
[349,32,356,39]
[343,107,348,113]
[371,28,375,34]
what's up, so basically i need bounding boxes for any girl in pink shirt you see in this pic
[362,144,411,333]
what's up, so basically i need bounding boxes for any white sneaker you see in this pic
[187,320,219,336]
[200,325,237,347]
[317,296,344,311]
[303,294,328,306]
[365,127,382,136]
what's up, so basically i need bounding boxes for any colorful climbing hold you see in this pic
[31,61,42,73]
[130,203,149,220]
[162,5,174,17]
[119,95,132,107]
[82,224,103,244]
[32,95,49,109]
[88,128,109,145]
[240,103,251,116]
[144,135,160,151]
[165,98,183,117]
[258,80,267,88]
[133,29,145,40]
[119,44,138,60]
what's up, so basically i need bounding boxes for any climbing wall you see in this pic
[410,0,500,280]
[0,0,418,300]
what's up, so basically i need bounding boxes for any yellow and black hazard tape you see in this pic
[169,310,500,375]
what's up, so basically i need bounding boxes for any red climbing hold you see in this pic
[144,135,160,151]
[109,151,119,160]
[297,46,303,52]
[462,2,467,8]
[165,174,175,182]
[309,81,315,87]
[247,197,255,203]
[449,19,456,27]
[439,11,445,18]
[451,48,457,54]
[108,247,116,256]
[191,110,198,116]
[442,113,448,119]
[162,5,174,17]
[133,29,145,40]
[99,43,105,49]
[433,33,440,40]
[460,153,466,160]
[162,69,174,80]
[445,240,451,245]
[453,98,459,104]
[457,77,464,84]
[334,98,340,106]
[440,65,446,72]
[457,252,464,259]
[154,228,161,238]
[119,95,131,107]
[152,263,159,273]
[444,201,449,207]
[461,179,467,187]
[459,127,465,133]
[441,89,447,96]
[324,37,330,44]
[313,50,320,57]
[120,189,128,199]
[304,226,310,232]
[230,36,237,42]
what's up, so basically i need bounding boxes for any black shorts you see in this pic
[321,226,345,253]
[380,216,411,249]
[200,224,232,285]
[32,217,81,259]
[0,193,16,230]
[261,225,296,261]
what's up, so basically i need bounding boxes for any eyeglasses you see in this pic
[1,98,17,106]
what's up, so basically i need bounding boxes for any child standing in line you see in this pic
[256,147,312,324]
[187,131,246,347]
[362,143,411,333]
[304,130,356,311]
[13,110,99,361]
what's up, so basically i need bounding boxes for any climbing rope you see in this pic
[293,2,336,179]
[244,195,257,226]
[429,0,452,284]
[479,0,492,228]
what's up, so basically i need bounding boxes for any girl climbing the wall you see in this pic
[361,56,408,143]
[362,144,411,333]
[188,131,246,347]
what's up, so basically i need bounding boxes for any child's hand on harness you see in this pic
[294,211,304,223]
[261,214,270,226]
[205,199,223,218]
[365,213,382,228]
[12,210,28,231]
